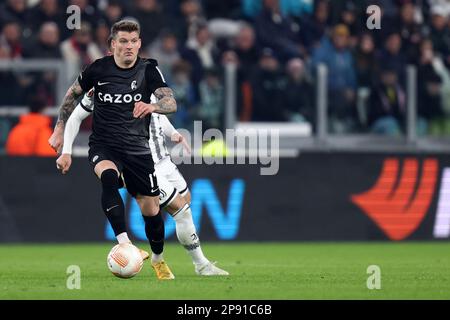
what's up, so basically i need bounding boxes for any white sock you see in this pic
[151,253,163,264]
[116,232,131,244]
[173,204,209,267]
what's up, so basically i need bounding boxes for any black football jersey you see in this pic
[77,56,168,154]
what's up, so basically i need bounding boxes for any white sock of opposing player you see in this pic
[116,232,131,244]
[151,253,164,264]
[173,204,209,267]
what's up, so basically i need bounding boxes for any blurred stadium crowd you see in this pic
[1,0,450,150]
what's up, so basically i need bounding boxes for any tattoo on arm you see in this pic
[56,79,84,127]
[153,87,177,114]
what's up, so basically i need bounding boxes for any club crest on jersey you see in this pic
[98,91,142,104]
[131,80,137,90]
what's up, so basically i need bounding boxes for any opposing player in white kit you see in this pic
[58,91,229,276]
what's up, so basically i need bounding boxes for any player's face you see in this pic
[112,31,141,66]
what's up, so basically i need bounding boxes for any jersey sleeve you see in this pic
[159,115,177,137]
[145,60,168,94]
[79,89,95,113]
[77,63,96,92]
[62,104,91,155]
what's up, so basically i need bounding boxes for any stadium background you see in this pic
[1,0,450,300]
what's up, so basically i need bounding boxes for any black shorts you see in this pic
[88,145,159,198]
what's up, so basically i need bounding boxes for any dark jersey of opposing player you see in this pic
[77,56,168,155]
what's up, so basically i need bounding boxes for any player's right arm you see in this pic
[49,79,85,153]
[56,93,93,174]
[49,61,97,153]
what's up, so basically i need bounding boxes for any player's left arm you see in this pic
[160,115,191,154]
[134,62,177,118]
[160,114,177,137]
[133,87,177,118]
[153,87,177,114]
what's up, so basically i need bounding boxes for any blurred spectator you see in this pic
[23,22,61,59]
[0,46,24,104]
[169,60,197,129]
[60,22,102,82]
[0,20,30,105]
[100,0,126,27]
[249,47,287,122]
[329,0,365,26]
[69,0,101,29]
[368,65,406,135]
[418,38,449,135]
[311,24,358,133]
[334,0,361,48]
[130,0,167,48]
[181,23,220,99]
[22,22,61,106]
[223,23,259,81]
[95,22,111,55]
[28,0,69,40]
[0,0,29,29]
[372,0,399,20]
[425,36,450,119]
[377,32,407,84]
[0,20,22,58]
[425,5,450,68]
[353,33,377,88]
[221,24,259,122]
[418,71,443,135]
[197,68,224,130]
[170,0,207,45]
[147,30,180,84]
[283,58,315,126]
[254,0,304,62]
[6,95,55,156]
[397,2,423,64]
[300,0,330,52]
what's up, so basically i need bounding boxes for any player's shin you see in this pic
[172,204,208,267]
[101,169,127,237]
[142,212,165,263]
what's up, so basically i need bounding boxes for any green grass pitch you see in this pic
[0,242,449,299]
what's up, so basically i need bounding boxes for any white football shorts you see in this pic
[155,157,189,197]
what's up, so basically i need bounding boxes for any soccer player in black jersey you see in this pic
[50,20,176,280]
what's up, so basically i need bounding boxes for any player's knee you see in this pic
[141,207,159,217]
[167,194,187,214]
[173,203,191,221]
[100,169,120,189]
[145,203,160,216]
[137,196,159,217]
[183,190,191,204]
